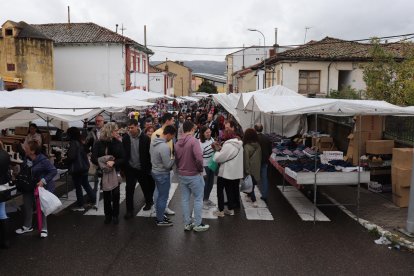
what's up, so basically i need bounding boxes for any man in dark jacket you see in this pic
[122,119,154,219]
[254,123,272,202]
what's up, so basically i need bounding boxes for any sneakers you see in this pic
[164,207,175,215]
[224,208,235,216]
[15,226,33,235]
[71,206,86,212]
[40,230,48,238]
[193,223,210,232]
[184,223,194,231]
[156,218,173,227]
[213,210,225,217]
[252,202,258,208]
[203,200,216,210]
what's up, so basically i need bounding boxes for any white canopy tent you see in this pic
[112,89,173,102]
[213,85,306,136]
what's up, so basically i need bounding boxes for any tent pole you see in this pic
[282,116,284,137]
[357,114,362,222]
[314,114,318,224]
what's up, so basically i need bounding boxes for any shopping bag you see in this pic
[38,187,62,216]
[207,154,219,172]
[240,175,253,193]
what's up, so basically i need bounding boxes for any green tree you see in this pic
[363,39,414,106]
[327,86,362,99]
[197,80,218,94]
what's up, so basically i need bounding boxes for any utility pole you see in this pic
[304,26,311,44]
[144,25,149,92]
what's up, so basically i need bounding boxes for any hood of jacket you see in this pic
[175,134,192,149]
[246,142,261,152]
[151,137,166,148]
[224,138,243,150]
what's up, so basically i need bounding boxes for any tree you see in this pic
[363,39,414,106]
[197,80,218,94]
[327,86,362,99]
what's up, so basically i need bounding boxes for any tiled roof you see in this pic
[0,21,51,40]
[32,23,153,54]
[267,37,413,64]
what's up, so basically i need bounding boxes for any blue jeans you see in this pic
[203,166,215,201]
[72,173,96,207]
[0,202,7,219]
[179,174,205,226]
[260,163,269,199]
[152,172,171,222]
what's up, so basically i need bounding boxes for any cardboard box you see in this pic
[392,179,411,195]
[392,166,412,188]
[392,193,410,208]
[14,127,28,136]
[354,115,384,132]
[392,148,414,169]
[366,140,395,155]
[347,131,382,165]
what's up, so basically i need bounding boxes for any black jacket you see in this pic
[122,133,151,174]
[0,150,11,184]
[91,139,125,171]
[257,133,272,164]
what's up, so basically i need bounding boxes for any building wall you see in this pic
[126,46,149,91]
[0,35,54,89]
[155,61,191,96]
[226,55,233,92]
[236,71,257,93]
[53,44,124,95]
[149,72,165,94]
[275,61,366,96]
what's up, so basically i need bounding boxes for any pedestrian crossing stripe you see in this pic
[137,183,178,217]
[84,182,129,216]
[240,189,274,220]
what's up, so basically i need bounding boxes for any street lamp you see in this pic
[248,28,266,89]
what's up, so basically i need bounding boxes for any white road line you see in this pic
[84,182,128,216]
[277,186,330,221]
[240,188,274,220]
[201,184,218,219]
[137,183,178,217]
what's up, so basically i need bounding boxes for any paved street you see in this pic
[1,171,414,276]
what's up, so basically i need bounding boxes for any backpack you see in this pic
[14,163,34,193]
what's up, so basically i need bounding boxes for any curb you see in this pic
[322,192,414,252]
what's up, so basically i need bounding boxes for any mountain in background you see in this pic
[151,60,226,76]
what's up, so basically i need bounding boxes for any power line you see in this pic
[148,33,414,50]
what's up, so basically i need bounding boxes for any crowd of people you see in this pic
[0,98,272,248]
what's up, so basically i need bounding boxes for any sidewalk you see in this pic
[322,185,414,249]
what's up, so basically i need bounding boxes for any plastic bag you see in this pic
[240,175,253,193]
[38,187,62,216]
[207,154,219,172]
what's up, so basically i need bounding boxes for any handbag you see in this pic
[98,147,119,191]
[38,187,62,216]
[14,163,35,193]
[70,141,90,175]
[240,175,253,193]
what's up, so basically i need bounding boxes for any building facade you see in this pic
[149,65,175,96]
[0,20,54,90]
[155,61,192,96]
[192,73,226,93]
[33,23,152,95]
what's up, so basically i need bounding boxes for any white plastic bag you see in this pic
[240,175,253,193]
[38,187,62,216]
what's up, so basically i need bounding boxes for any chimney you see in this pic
[269,48,276,57]
[116,24,118,33]
[67,6,71,29]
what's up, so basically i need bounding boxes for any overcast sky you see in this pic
[2,0,413,61]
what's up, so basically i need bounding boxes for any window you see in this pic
[5,29,13,36]
[256,58,260,61]
[299,70,320,94]
[143,57,147,73]
[136,55,140,72]
[130,55,134,72]
[7,63,15,71]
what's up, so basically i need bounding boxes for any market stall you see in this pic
[241,94,414,221]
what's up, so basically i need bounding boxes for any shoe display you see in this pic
[193,223,210,232]
[124,212,134,220]
[164,207,175,215]
[15,226,33,235]
[156,218,173,227]
[184,223,194,231]
[40,230,48,238]
[213,210,225,217]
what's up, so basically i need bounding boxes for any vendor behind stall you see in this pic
[24,123,42,146]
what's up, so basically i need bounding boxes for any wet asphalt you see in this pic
[1,170,414,275]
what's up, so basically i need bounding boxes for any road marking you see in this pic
[84,182,128,216]
[277,186,330,221]
[137,183,178,217]
[240,189,274,220]
[201,185,218,219]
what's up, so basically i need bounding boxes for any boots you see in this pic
[0,219,10,249]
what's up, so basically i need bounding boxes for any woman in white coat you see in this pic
[212,130,243,217]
